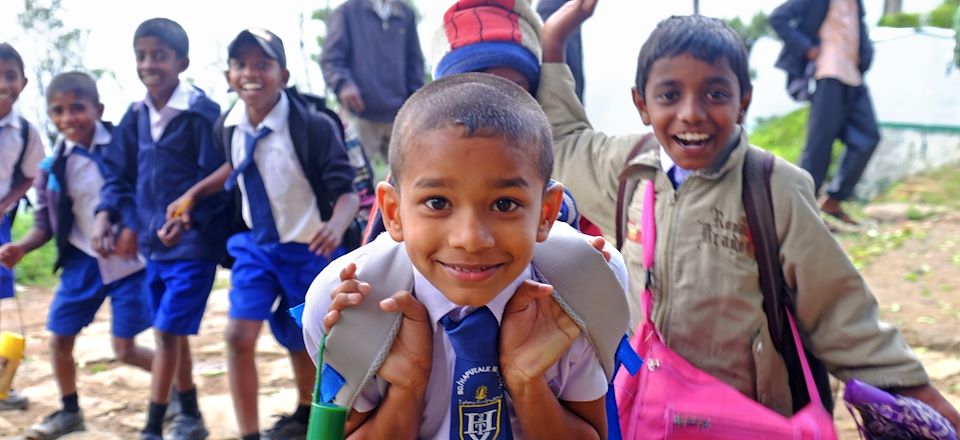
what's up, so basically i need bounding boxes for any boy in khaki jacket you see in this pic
[540,0,960,427]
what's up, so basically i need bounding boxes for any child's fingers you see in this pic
[339,262,358,281]
[587,236,612,261]
[505,280,554,313]
[380,291,429,323]
[323,309,341,333]
[330,279,370,300]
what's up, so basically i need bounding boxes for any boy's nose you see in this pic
[678,96,706,124]
[448,214,495,253]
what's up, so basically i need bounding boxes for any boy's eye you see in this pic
[656,91,680,102]
[424,197,450,211]
[706,89,731,102]
[492,199,519,213]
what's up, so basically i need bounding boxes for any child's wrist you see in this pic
[503,372,549,401]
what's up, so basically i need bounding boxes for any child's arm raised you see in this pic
[538,0,654,237]
[499,280,606,439]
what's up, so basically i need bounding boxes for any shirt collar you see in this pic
[225,91,288,134]
[0,109,21,128]
[144,80,195,113]
[64,121,111,155]
[414,265,533,332]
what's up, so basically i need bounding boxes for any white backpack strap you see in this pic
[322,233,413,407]
[532,222,631,381]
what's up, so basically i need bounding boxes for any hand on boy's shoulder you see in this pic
[500,280,581,388]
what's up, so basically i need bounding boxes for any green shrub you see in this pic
[9,211,58,287]
[749,108,809,164]
[878,12,922,28]
[927,0,958,28]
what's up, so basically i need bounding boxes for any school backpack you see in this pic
[295,221,641,437]
[214,87,367,259]
[614,137,834,413]
[3,117,34,225]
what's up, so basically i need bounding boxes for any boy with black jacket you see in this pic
[92,18,227,440]
[167,28,358,440]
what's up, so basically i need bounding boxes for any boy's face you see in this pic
[225,44,289,114]
[378,127,562,307]
[47,91,103,147]
[0,59,27,118]
[633,54,751,170]
[134,36,188,100]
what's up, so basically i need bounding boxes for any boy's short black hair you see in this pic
[134,18,189,58]
[635,15,752,98]
[389,72,552,187]
[47,71,99,104]
[0,43,26,77]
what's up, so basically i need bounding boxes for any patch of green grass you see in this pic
[845,226,914,269]
[9,211,58,287]
[749,108,842,170]
[874,165,960,210]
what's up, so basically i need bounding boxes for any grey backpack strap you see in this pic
[323,223,630,405]
[534,222,630,381]
[323,233,412,407]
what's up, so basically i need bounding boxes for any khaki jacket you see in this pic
[538,63,928,415]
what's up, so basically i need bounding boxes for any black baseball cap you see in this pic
[228,28,286,68]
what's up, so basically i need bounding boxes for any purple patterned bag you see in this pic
[844,379,958,440]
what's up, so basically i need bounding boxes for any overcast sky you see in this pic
[0,0,944,138]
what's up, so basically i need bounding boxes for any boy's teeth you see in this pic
[676,133,710,142]
[241,84,262,91]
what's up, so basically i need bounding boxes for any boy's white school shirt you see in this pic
[0,109,44,204]
[63,121,145,284]
[303,233,627,439]
[143,80,196,142]
[224,92,322,245]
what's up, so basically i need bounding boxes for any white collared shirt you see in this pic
[357,265,608,439]
[224,92,322,244]
[659,146,692,188]
[143,81,197,142]
[0,109,45,205]
[63,122,145,283]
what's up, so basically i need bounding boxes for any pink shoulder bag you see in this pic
[612,181,838,439]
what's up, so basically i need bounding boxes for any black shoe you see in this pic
[262,414,307,440]
[24,409,85,439]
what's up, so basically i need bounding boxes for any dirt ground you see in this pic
[1,205,959,439]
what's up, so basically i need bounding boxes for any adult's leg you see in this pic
[226,318,265,436]
[826,85,881,201]
[801,78,848,195]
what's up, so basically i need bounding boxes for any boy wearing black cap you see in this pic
[168,28,358,440]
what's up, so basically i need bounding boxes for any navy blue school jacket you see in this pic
[96,89,229,262]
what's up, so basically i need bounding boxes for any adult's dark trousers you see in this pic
[801,77,880,201]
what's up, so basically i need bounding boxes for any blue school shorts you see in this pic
[1,215,14,299]
[48,248,152,338]
[145,259,218,336]
[227,232,345,351]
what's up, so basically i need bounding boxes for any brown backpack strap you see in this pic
[616,133,655,250]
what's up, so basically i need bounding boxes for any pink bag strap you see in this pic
[641,178,824,409]
[640,181,656,322]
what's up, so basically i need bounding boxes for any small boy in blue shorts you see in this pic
[0,71,154,439]
[167,28,358,440]
[91,18,227,440]
[0,42,46,412]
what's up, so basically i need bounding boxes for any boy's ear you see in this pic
[281,69,290,87]
[737,89,753,124]
[376,181,404,242]
[631,87,651,126]
[95,102,105,119]
[177,56,190,73]
[536,182,564,242]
